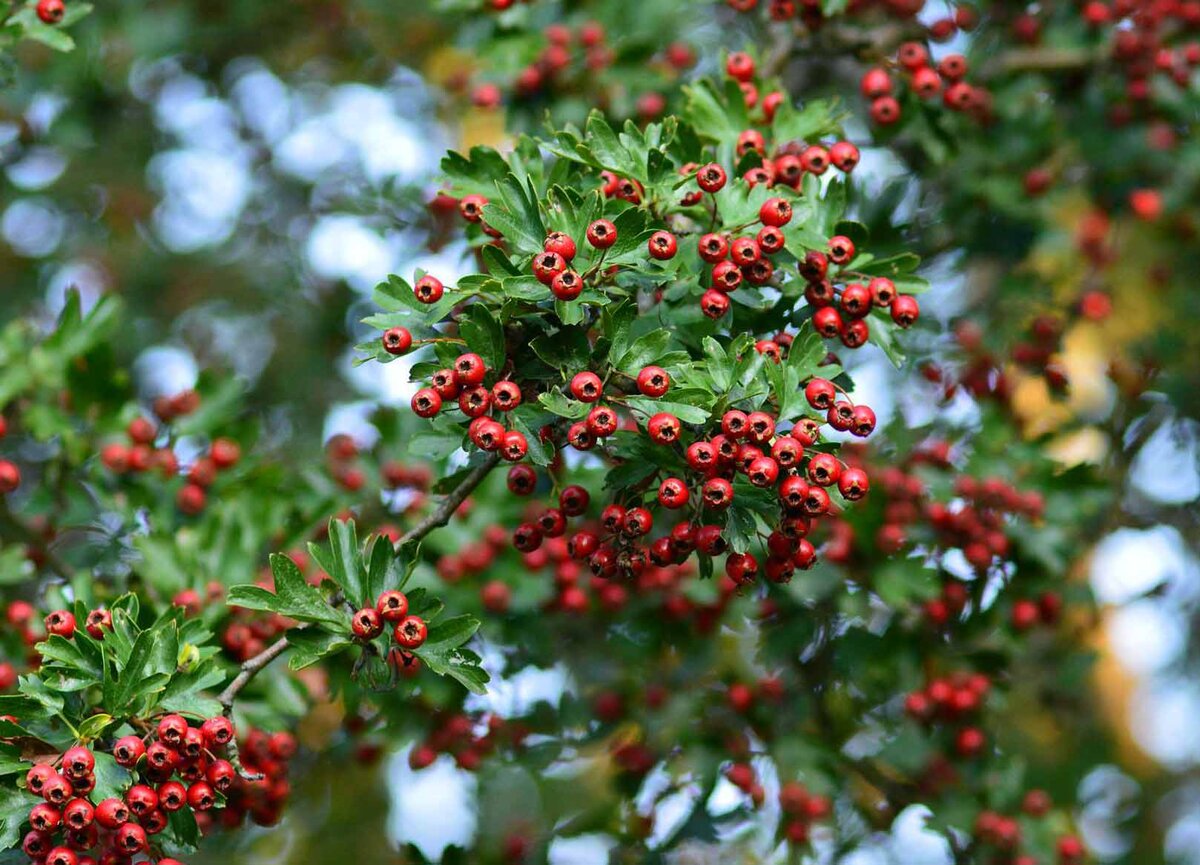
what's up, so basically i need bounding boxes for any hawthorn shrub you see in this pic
[0,0,1196,863]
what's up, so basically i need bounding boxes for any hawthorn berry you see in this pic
[376,590,410,622]
[700,289,730,318]
[0,459,20,494]
[570,371,603,402]
[698,233,729,263]
[532,250,568,285]
[697,163,727,193]
[712,260,743,292]
[658,477,689,509]
[647,412,680,444]
[45,610,75,638]
[507,463,537,495]
[830,141,860,172]
[891,295,920,327]
[453,352,487,385]
[36,0,64,24]
[414,275,444,303]
[586,219,617,249]
[459,194,487,223]
[500,430,528,462]
[551,269,583,300]
[352,607,384,640]
[393,615,428,649]
[411,388,442,418]
[544,231,577,261]
[586,405,618,437]
[702,477,734,509]
[636,366,670,397]
[647,230,677,260]
[382,327,412,356]
[759,197,793,227]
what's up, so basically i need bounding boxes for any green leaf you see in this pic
[414,616,489,695]
[530,328,591,371]
[0,784,38,851]
[228,554,348,630]
[286,630,353,671]
[308,518,366,608]
[458,304,507,370]
[624,397,711,425]
[538,390,588,420]
[485,174,545,254]
[615,329,673,373]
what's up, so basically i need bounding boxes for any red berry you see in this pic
[382,327,412,355]
[376,590,410,622]
[830,141,860,172]
[453,352,487,385]
[411,389,442,418]
[697,163,727,193]
[636,366,670,397]
[507,464,537,495]
[532,250,568,285]
[647,412,681,444]
[586,219,617,249]
[891,294,920,327]
[44,610,75,638]
[648,230,677,260]
[658,477,689,509]
[551,269,583,300]
[393,615,428,649]
[701,289,730,318]
[759,197,793,227]
[352,607,384,639]
[698,232,728,263]
[414,275,444,303]
[544,231,577,260]
[725,51,755,81]
[586,405,618,437]
[0,459,20,494]
[570,371,603,402]
[36,0,64,24]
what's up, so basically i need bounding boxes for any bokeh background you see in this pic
[2,1,1199,862]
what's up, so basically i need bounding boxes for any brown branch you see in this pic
[394,451,501,550]
[218,635,291,717]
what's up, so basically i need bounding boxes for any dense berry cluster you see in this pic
[18,717,240,865]
[860,43,988,126]
[350,589,428,652]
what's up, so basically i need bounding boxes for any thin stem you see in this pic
[394,451,502,550]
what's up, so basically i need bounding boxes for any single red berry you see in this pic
[459,194,488,223]
[636,366,670,397]
[200,716,234,747]
[756,226,785,255]
[827,235,855,265]
[730,237,761,266]
[0,460,20,494]
[414,275,444,304]
[870,96,902,124]
[115,822,148,854]
[513,523,543,553]
[891,294,920,327]
[376,590,410,622]
[544,231,577,261]
[112,736,145,766]
[507,464,537,495]
[393,615,428,649]
[551,269,583,300]
[352,607,384,640]
[491,380,522,411]
[712,260,743,292]
[453,352,487,385]
[830,141,860,172]
[838,467,869,500]
[747,456,779,488]
[700,289,730,319]
[36,0,65,24]
[648,230,677,260]
[813,306,843,338]
[382,327,412,356]
[411,388,442,417]
[187,781,216,811]
[94,798,129,830]
[658,477,689,509]
[586,405,618,437]
[697,163,727,193]
[725,51,755,81]
[586,219,617,249]
[570,371,603,402]
[532,250,568,285]
[698,233,728,263]
[647,412,681,444]
[458,386,491,418]
[759,197,793,227]
[44,610,75,638]
[500,430,528,462]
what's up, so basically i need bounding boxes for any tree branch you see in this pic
[394,451,501,549]
[218,635,291,717]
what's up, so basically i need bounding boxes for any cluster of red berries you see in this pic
[97,393,239,518]
[391,347,535,463]
[506,372,877,592]
[527,223,618,301]
[777,780,832,847]
[350,589,429,652]
[861,42,989,126]
[466,17,690,122]
[19,716,237,865]
[800,244,919,347]
[904,671,990,759]
[199,727,296,831]
[407,712,528,774]
[974,794,1087,865]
